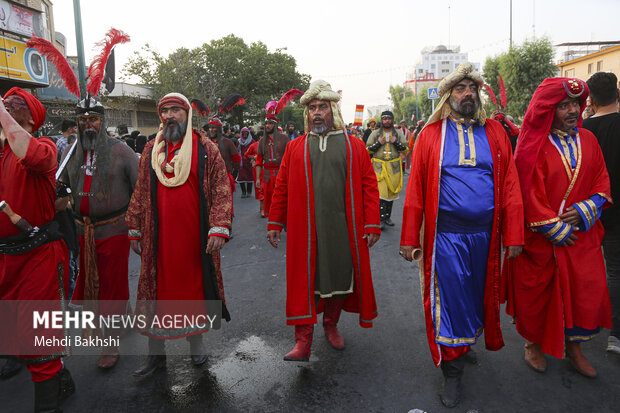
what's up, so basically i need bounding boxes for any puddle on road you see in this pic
[156,335,310,410]
[210,335,295,401]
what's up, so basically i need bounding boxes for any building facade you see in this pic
[556,41,620,82]
[404,45,480,95]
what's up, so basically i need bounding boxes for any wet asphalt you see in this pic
[1,172,619,412]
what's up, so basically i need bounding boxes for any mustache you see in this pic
[313,117,324,122]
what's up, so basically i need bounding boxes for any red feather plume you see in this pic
[191,99,210,117]
[483,84,498,108]
[219,93,245,114]
[498,75,507,110]
[86,28,130,98]
[275,89,303,115]
[27,37,80,98]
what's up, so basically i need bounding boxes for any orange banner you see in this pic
[353,105,364,126]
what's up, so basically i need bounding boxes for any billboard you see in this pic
[0,34,48,86]
[0,0,44,37]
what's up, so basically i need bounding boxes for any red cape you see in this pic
[267,133,380,327]
[400,118,524,366]
[505,128,612,358]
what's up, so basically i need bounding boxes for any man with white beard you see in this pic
[127,93,232,378]
[58,97,139,369]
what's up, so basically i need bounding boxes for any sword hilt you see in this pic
[0,200,34,232]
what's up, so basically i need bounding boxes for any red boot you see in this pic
[284,325,314,362]
[323,298,345,350]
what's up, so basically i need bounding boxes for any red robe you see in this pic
[267,133,380,327]
[245,141,264,201]
[126,131,233,333]
[0,137,68,377]
[401,118,524,366]
[505,128,612,358]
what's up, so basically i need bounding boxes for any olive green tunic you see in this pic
[308,131,354,297]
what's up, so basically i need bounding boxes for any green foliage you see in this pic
[389,85,418,123]
[482,37,557,121]
[122,35,310,126]
[416,86,434,121]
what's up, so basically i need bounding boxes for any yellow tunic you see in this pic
[366,128,408,200]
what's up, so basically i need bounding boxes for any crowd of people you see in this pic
[0,57,619,412]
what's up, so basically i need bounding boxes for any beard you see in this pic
[449,96,480,118]
[81,128,98,151]
[162,118,187,142]
[311,116,333,134]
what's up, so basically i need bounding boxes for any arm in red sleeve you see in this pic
[400,130,427,248]
[357,140,381,235]
[206,143,232,239]
[496,127,524,247]
[18,137,57,175]
[267,144,290,231]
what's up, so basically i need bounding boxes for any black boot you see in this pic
[247,183,253,197]
[240,183,247,198]
[439,357,464,408]
[132,338,166,378]
[379,200,387,229]
[1,358,22,379]
[384,201,395,226]
[57,368,75,401]
[34,374,61,413]
[187,334,208,366]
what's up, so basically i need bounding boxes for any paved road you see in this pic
[1,178,619,412]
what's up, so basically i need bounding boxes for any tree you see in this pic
[483,37,557,121]
[122,35,310,126]
[389,85,419,123]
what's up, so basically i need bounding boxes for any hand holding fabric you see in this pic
[559,206,581,226]
[363,233,380,248]
[206,235,225,254]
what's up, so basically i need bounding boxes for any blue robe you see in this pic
[433,117,494,346]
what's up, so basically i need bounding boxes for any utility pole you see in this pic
[510,0,513,48]
[72,0,87,98]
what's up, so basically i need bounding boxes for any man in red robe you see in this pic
[256,110,289,218]
[505,78,612,378]
[0,87,75,411]
[204,117,240,216]
[126,93,232,378]
[267,80,381,362]
[245,139,265,215]
[400,63,524,407]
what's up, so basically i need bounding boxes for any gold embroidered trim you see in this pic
[553,224,571,243]
[585,199,598,221]
[566,333,598,342]
[596,192,612,203]
[456,122,476,166]
[574,202,593,228]
[545,221,563,238]
[528,217,560,228]
[562,133,582,202]
[436,327,484,345]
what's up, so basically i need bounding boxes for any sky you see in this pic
[51,0,620,123]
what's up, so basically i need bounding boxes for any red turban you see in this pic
[208,116,222,127]
[158,93,190,116]
[3,87,46,132]
[514,77,589,203]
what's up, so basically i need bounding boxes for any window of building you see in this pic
[40,2,52,40]
[106,109,132,127]
[597,60,603,71]
[564,69,575,77]
[431,64,436,69]
[137,111,159,127]
[588,63,593,74]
